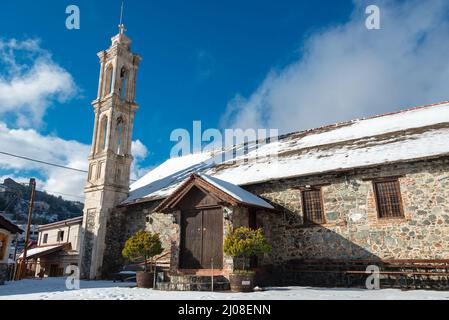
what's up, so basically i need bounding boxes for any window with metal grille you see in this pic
[374,179,404,219]
[302,189,325,224]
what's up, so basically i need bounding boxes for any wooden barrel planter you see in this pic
[229,272,255,292]
[136,271,155,288]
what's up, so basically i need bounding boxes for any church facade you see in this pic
[79,28,449,286]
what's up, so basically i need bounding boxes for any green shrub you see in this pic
[122,230,163,272]
[224,227,272,271]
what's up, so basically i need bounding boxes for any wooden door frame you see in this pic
[178,206,224,274]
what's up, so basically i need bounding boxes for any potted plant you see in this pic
[122,230,163,288]
[224,227,272,292]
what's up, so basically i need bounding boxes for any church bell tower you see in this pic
[79,22,141,279]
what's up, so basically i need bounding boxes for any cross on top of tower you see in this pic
[119,24,126,35]
[118,0,126,34]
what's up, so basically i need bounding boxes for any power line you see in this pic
[41,190,85,201]
[0,150,138,182]
[0,151,88,173]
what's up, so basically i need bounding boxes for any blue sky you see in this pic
[1,0,449,200]
[2,0,352,158]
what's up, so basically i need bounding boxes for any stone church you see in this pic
[79,26,449,287]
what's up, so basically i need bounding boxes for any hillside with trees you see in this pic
[0,178,83,224]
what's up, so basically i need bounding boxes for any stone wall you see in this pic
[102,200,253,277]
[102,201,159,277]
[245,157,449,267]
[102,157,449,280]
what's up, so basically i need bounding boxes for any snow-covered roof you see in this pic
[153,173,275,212]
[125,101,449,205]
[198,174,274,209]
[19,244,65,259]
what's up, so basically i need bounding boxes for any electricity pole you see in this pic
[16,178,36,280]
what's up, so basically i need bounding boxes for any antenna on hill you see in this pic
[118,0,126,34]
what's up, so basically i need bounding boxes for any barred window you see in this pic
[302,189,325,224]
[374,179,404,219]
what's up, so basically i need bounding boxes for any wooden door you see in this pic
[202,208,223,269]
[180,208,223,269]
[180,210,202,269]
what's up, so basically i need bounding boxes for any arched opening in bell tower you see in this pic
[119,67,128,100]
[98,116,109,151]
[104,64,114,96]
[115,117,126,155]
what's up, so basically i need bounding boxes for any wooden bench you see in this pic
[281,259,449,289]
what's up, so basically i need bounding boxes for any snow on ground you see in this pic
[1,278,449,300]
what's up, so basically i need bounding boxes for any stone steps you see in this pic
[156,275,230,291]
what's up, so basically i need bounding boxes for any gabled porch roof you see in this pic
[153,173,275,213]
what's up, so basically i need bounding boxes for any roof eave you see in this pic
[123,153,449,209]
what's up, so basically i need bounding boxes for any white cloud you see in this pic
[0,122,90,201]
[221,0,449,133]
[131,140,153,180]
[0,38,151,202]
[0,38,77,127]
[0,122,151,201]
[131,140,149,159]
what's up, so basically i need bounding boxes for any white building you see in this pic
[21,217,82,278]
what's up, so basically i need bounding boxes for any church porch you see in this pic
[150,174,276,290]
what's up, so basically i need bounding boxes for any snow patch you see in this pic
[1,278,449,300]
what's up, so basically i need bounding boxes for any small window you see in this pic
[57,231,65,242]
[374,179,404,219]
[302,188,325,225]
[42,233,48,244]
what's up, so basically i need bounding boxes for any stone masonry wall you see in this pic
[103,200,253,276]
[245,157,449,266]
[102,201,160,277]
[102,157,449,278]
